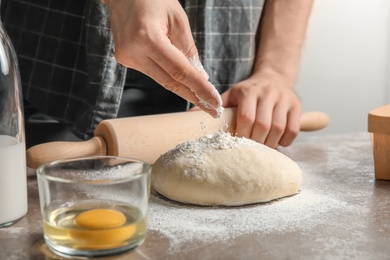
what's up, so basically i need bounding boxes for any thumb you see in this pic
[168,8,209,80]
[168,7,197,57]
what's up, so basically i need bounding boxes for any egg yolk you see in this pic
[75,209,126,229]
[70,208,136,250]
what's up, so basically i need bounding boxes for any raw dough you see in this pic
[152,131,303,206]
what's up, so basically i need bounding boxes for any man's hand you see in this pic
[222,0,313,148]
[105,0,222,117]
[221,75,301,148]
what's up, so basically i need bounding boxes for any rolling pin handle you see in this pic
[26,136,107,169]
[299,111,329,132]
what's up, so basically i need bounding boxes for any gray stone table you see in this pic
[1,132,389,260]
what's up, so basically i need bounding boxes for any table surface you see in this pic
[1,132,390,260]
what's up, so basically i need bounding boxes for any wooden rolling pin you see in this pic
[26,108,329,168]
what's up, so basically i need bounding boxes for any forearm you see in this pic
[252,0,314,88]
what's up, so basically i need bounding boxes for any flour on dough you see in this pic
[152,131,303,206]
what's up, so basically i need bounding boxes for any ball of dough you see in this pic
[152,132,303,206]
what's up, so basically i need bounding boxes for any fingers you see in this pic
[278,107,301,147]
[234,93,261,139]
[238,104,300,148]
[262,104,300,148]
[147,36,222,110]
[119,32,221,117]
[168,10,210,78]
[133,56,220,117]
[230,84,301,148]
[235,96,288,148]
[153,4,222,112]
[249,98,275,145]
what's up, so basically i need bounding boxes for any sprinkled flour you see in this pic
[157,131,256,170]
[147,170,364,252]
[198,94,224,118]
[187,55,209,80]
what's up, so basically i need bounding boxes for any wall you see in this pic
[295,0,390,137]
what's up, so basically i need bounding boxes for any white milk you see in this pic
[0,135,27,226]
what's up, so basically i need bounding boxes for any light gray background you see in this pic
[295,0,390,137]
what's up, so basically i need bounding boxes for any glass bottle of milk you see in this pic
[0,14,27,227]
